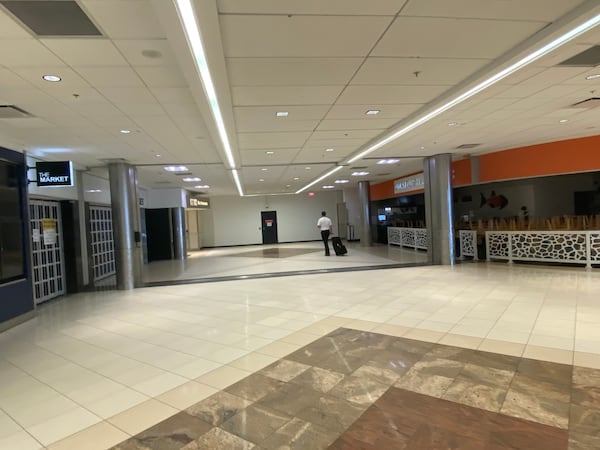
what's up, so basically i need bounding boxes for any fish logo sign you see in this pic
[480,191,508,209]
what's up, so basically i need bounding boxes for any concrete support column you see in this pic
[108,162,143,289]
[358,180,372,246]
[75,170,89,287]
[424,154,455,265]
[171,207,186,261]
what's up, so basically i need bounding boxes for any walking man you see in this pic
[317,211,333,256]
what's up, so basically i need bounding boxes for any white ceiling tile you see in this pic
[220,15,391,57]
[240,148,300,165]
[232,86,344,106]
[237,118,320,133]
[119,102,165,116]
[98,87,156,104]
[336,85,447,104]
[218,0,406,15]
[352,57,490,85]
[114,39,177,66]
[150,87,195,104]
[0,68,32,88]
[74,66,145,87]
[326,104,421,120]
[316,118,396,131]
[134,66,187,87]
[234,106,329,122]
[0,40,64,66]
[41,39,128,66]
[0,8,31,38]
[81,0,165,39]
[372,17,545,59]
[12,67,90,90]
[238,132,312,149]
[310,130,382,141]
[401,0,586,21]
[227,58,362,86]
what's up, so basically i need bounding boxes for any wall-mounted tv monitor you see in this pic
[0,159,25,284]
[378,214,386,221]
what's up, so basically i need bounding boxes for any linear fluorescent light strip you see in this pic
[346,12,600,164]
[296,166,343,194]
[175,0,242,196]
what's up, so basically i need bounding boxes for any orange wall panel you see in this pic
[479,135,600,182]
[452,159,472,186]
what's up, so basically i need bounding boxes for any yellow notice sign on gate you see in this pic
[42,218,57,246]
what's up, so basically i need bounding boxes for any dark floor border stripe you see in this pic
[143,262,432,287]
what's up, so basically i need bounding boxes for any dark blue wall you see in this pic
[0,146,34,325]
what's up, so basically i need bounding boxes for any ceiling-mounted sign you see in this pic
[36,161,74,187]
[187,195,210,209]
[394,173,425,194]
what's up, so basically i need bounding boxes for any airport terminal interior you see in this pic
[2,0,600,449]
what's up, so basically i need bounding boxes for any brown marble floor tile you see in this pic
[260,417,338,450]
[388,336,436,355]
[259,358,310,382]
[286,336,343,365]
[296,395,367,433]
[568,432,600,450]
[329,387,568,450]
[327,374,390,406]
[312,352,366,375]
[290,366,345,393]
[569,404,600,438]
[571,366,600,408]
[257,382,323,416]
[225,373,285,402]
[186,391,252,426]
[442,376,508,412]
[182,427,255,449]
[351,363,400,385]
[517,358,573,386]
[221,404,292,444]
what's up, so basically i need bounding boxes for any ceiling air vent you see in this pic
[155,181,171,185]
[0,105,32,118]
[174,172,193,176]
[558,46,600,67]
[571,98,600,109]
[456,143,481,149]
[350,166,368,170]
[0,0,102,36]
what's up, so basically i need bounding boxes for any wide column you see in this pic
[108,162,143,289]
[171,207,186,260]
[424,154,455,265]
[358,180,372,246]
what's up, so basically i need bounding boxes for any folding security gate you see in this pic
[89,205,116,281]
[29,199,65,304]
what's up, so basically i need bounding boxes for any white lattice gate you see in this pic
[29,199,66,304]
[89,205,116,281]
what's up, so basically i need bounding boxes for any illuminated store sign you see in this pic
[36,161,73,187]
[187,195,210,209]
[394,173,424,194]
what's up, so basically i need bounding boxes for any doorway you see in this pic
[261,211,278,244]
[145,208,173,261]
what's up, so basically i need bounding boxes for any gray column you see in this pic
[171,207,186,260]
[358,180,372,246]
[108,162,143,289]
[424,154,455,265]
[75,170,89,287]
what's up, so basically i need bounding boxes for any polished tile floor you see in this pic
[1,251,600,449]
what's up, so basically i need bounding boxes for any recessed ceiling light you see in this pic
[586,74,600,80]
[182,177,201,182]
[334,179,349,184]
[559,119,569,123]
[259,178,265,182]
[42,75,61,82]
[120,129,131,134]
[352,171,369,176]
[420,146,425,150]
[266,151,274,155]
[322,185,334,189]
[155,154,162,158]
[194,184,210,189]
[276,111,289,117]
[164,166,189,172]
[366,109,380,115]
[305,167,311,170]
[261,168,268,171]
[377,159,399,165]
[325,148,334,152]
[85,189,101,193]
[447,122,458,127]
[293,177,299,180]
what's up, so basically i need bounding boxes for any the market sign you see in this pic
[36,161,74,187]
[394,173,424,194]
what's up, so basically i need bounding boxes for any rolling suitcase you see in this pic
[331,237,347,256]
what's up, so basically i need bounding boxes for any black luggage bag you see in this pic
[331,237,347,256]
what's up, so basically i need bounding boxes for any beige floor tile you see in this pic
[256,340,302,358]
[371,323,410,337]
[0,430,43,450]
[195,365,252,390]
[343,319,380,331]
[107,399,178,436]
[27,407,102,447]
[228,352,279,373]
[403,328,444,343]
[573,351,600,370]
[46,421,129,450]
[522,345,573,365]
[439,333,483,350]
[477,339,525,357]
[279,331,320,346]
[155,381,218,410]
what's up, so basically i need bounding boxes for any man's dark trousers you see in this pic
[321,230,330,256]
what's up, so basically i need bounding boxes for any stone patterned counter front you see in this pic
[387,227,428,250]
[486,230,600,268]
